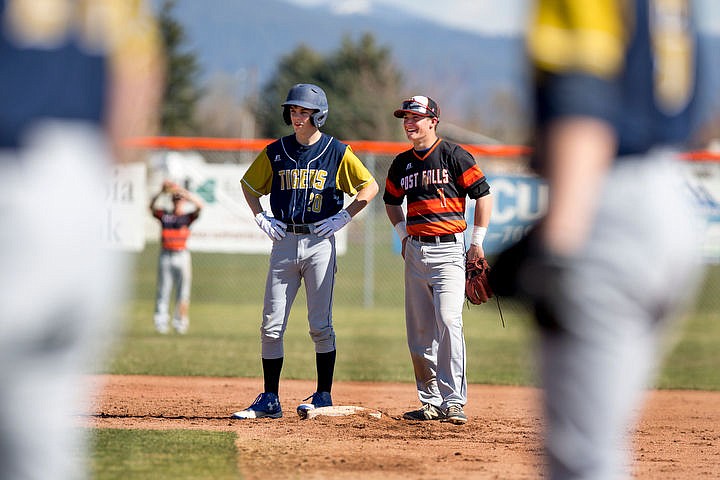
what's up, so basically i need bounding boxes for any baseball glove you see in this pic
[465,257,493,305]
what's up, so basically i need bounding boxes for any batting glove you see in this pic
[255,212,287,241]
[313,209,351,238]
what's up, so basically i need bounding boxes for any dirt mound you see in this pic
[86,375,720,479]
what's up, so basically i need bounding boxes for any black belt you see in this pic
[286,224,313,234]
[410,234,457,243]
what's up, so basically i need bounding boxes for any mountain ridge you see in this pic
[158,0,719,139]
[161,0,530,125]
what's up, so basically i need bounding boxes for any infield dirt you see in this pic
[87,375,720,479]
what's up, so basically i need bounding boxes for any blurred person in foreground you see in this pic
[0,1,163,479]
[492,0,707,478]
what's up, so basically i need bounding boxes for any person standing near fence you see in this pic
[232,83,378,419]
[384,95,493,425]
[492,0,706,477]
[150,180,204,334]
[0,1,163,479]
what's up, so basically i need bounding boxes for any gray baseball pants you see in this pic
[154,249,192,331]
[260,232,337,359]
[403,235,467,409]
[539,152,704,480]
[0,122,126,480]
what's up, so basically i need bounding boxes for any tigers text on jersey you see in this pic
[242,133,375,224]
[383,139,490,236]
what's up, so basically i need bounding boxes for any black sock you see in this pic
[316,350,336,393]
[262,357,283,394]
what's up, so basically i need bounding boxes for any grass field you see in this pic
[88,246,719,479]
[109,244,719,389]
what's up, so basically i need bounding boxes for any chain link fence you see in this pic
[134,146,720,321]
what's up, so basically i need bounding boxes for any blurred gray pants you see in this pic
[539,152,704,480]
[0,122,126,480]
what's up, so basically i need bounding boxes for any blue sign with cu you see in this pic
[391,174,548,256]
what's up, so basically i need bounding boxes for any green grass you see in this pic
[89,245,719,479]
[89,429,239,480]
[656,312,720,389]
[107,243,719,389]
[106,300,537,384]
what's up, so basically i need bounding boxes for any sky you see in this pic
[283,0,720,36]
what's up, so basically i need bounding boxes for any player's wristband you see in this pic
[394,221,409,241]
[471,226,487,246]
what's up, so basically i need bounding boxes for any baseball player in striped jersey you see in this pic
[232,83,378,419]
[384,96,493,425]
[150,180,204,334]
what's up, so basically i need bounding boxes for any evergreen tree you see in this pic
[255,34,404,141]
[158,0,201,135]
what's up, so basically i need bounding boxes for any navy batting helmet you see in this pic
[282,83,329,127]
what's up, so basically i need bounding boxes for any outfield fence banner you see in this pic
[686,161,720,264]
[476,174,548,255]
[118,137,720,264]
[104,161,147,251]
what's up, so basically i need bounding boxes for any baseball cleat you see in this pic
[172,318,189,335]
[297,391,332,419]
[231,392,282,419]
[403,403,445,421]
[155,324,169,335]
[441,405,467,425]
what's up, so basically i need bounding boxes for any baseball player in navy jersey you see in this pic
[0,1,162,478]
[232,83,378,419]
[150,180,204,334]
[494,1,706,477]
[384,96,493,425]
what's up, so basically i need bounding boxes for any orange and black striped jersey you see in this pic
[383,139,490,236]
[153,210,200,251]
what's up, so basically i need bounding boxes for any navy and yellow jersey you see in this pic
[528,0,701,158]
[0,0,160,149]
[242,133,375,224]
[153,210,200,251]
[383,139,490,236]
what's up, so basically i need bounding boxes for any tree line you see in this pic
[156,1,719,147]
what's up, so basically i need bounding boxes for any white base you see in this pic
[302,405,382,420]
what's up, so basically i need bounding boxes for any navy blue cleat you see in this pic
[296,391,332,419]
[231,392,282,419]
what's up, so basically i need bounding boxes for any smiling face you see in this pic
[288,105,318,134]
[402,113,438,149]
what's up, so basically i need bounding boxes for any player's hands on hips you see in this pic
[314,209,351,238]
[255,212,287,241]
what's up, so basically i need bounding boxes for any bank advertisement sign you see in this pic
[474,174,547,255]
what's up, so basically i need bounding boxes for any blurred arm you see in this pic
[540,117,617,256]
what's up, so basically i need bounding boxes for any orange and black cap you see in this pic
[393,95,440,119]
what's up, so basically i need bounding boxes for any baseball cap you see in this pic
[393,95,440,119]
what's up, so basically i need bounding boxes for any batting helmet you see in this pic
[282,83,329,127]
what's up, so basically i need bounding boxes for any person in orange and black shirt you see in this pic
[384,95,492,425]
[150,180,203,334]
